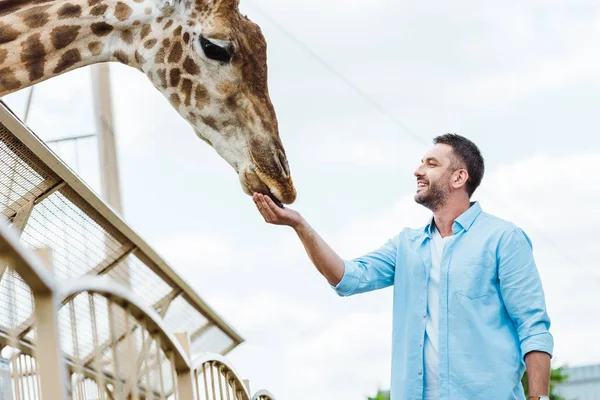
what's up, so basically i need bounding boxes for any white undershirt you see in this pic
[424,226,451,400]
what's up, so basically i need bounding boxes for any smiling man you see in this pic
[252,133,553,400]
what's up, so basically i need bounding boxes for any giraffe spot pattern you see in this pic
[87,0,102,6]
[169,68,181,86]
[20,5,51,28]
[187,112,197,124]
[154,45,166,64]
[203,116,218,131]
[157,68,167,88]
[183,32,190,44]
[20,33,46,81]
[183,57,199,75]
[0,0,52,17]
[133,20,140,25]
[140,24,151,39]
[91,22,113,37]
[169,93,181,107]
[53,48,81,73]
[51,25,80,50]
[113,50,128,64]
[90,4,107,15]
[0,49,7,65]
[88,41,103,56]
[120,30,133,44]
[173,26,182,36]
[195,85,209,109]
[58,3,82,19]
[181,78,193,106]
[0,68,21,91]
[167,41,183,63]
[164,20,173,30]
[115,2,133,21]
[0,23,19,45]
[143,39,157,49]
[144,7,151,14]
[134,50,144,65]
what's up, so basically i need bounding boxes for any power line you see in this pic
[247,0,600,284]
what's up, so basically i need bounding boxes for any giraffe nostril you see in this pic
[274,150,289,178]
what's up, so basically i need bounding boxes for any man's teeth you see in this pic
[417,182,427,187]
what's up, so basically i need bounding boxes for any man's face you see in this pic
[413,144,457,210]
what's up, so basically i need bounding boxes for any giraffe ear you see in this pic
[157,0,178,13]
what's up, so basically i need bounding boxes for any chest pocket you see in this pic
[454,258,497,299]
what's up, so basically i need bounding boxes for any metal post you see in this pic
[91,64,123,215]
[175,333,195,400]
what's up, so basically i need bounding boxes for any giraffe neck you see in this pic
[0,0,169,96]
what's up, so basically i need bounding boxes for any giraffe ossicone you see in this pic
[0,0,296,204]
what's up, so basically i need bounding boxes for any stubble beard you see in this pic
[414,180,450,211]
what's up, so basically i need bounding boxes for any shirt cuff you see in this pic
[521,332,554,360]
[331,260,360,297]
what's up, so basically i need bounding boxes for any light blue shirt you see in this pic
[333,202,553,400]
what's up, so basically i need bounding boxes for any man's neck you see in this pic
[432,199,471,238]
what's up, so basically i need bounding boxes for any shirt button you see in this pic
[423,314,426,318]
[418,370,422,375]
[419,343,423,347]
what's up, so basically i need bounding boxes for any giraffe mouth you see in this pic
[240,165,295,207]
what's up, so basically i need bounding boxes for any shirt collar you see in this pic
[422,201,483,240]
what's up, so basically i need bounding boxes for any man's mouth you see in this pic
[417,181,428,188]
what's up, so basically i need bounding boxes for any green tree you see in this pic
[521,366,569,400]
[367,390,390,400]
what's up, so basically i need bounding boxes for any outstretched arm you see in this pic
[252,193,345,285]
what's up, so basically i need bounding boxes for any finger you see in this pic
[255,198,271,221]
[259,195,278,221]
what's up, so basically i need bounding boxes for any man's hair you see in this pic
[433,133,484,197]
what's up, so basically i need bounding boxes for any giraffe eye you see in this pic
[200,36,233,63]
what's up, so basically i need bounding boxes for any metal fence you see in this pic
[0,101,276,398]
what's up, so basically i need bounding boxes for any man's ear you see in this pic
[452,169,469,190]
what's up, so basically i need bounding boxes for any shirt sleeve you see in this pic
[498,228,554,360]
[332,234,399,297]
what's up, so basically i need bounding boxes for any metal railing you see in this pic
[0,219,276,399]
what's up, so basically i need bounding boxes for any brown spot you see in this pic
[154,46,166,64]
[169,93,181,107]
[187,112,197,124]
[91,22,113,37]
[134,50,144,65]
[51,25,80,50]
[0,23,19,45]
[203,116,218,131]
[0,49,7,65]
[21,33,46,81]
[147,71,153,81]
[164,20,173,30]
[144,39,157,49]
[156,17,163,23]
[181,78,193,106]
[0,68,21,91]
[169,68,181,86]
[0,0,52,17]
[133,20,140,26]
[144,7,152,14]
[140,24,151,39]
[157,68,167,88]
[182,57,199,75]
[53,49,81,73]
[90,4,108,15]
[183,32,190,44]
[120,30,133,44]
[20,5,51,28]
[88,41,104,56]
[88,0,102,6]
[58,3,82,19]
[195,85,209,108]
[168,42,183,63]
[115,2,133,21]
[113,50,128,64]
[173,26,182,36]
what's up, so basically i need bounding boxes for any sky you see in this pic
[3,1,600,399]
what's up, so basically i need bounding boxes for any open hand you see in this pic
[252,193,303,228]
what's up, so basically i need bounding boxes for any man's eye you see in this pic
[200,36,233,63]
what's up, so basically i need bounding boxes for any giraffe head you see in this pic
[139,0,296,204]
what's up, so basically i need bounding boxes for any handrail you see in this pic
[58,275,192,373]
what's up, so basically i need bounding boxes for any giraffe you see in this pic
[0,0,296,205]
